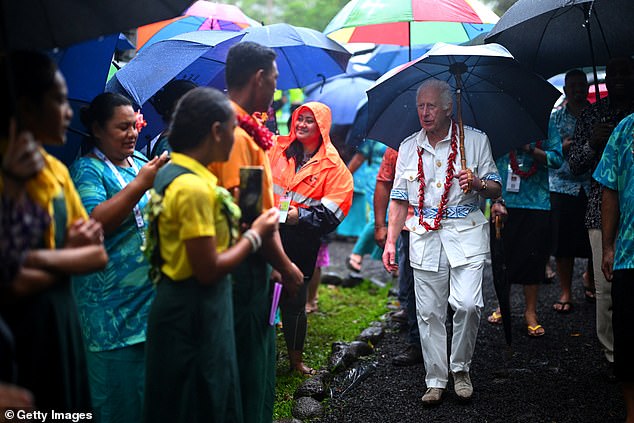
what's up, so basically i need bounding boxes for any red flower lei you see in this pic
[417,120,459,231]
[509,140,543,178]
[237,113,274,151]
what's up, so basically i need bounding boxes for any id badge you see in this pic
[278,196,291,223]
[506,171,521,193]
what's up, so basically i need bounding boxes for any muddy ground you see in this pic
[316,238,625,423]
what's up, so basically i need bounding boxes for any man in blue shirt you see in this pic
[594,112,634,423]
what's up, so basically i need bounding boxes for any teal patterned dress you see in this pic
[70,153,154,421]
[70,153,154,352]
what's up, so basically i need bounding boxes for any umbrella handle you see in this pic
[454,69,471,193]
[495,215,502,240]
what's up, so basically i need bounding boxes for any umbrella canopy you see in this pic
[108,25,350,146]
[365,44,432,75]
[137,1,260,50]
[324,0,499,47]
[484,0,634,81]
[346,99,369,147]
[366,42,561,158]
[116,33,135,52]
[2,0,193,50]
[45,34,119,165]
[304,68,376,126]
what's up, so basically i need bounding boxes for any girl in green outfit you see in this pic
[143,87,280,423]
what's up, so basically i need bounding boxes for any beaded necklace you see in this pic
[509,140,543,178]
[237,113,274,151]
[417,120,459,231]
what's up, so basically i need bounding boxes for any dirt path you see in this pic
[318,239,625,423]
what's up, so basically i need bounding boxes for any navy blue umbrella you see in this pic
[108,25,351,147]
[46,34,119,165]
[366,42,561,159]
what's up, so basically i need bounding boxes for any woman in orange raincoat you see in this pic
[268,101,353,375]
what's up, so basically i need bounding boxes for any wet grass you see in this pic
[273,279,390,420]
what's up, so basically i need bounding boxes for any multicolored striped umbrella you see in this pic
[324,0,499,46]
[137,1,260,50]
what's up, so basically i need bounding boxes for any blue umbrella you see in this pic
[108,31,242,108]
[304,76,373,126]
[108,25,351,147]
[365,44,432,75]
[47,34,119,165]
[116,33,135,52]
[304,65,375,126]
[107,30,243,149]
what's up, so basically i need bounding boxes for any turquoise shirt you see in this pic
[593,113,634,270]
[70,152,155,352]
[357,139,388,209]
[497,135,563,210]
[548,105,592,196]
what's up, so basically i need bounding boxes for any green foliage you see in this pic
[231,0,350,31]
[273,280,390,420]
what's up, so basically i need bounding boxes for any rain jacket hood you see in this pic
[280,101,333,151]
[268,101,353,276]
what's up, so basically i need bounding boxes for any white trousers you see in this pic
[413,245,484,389]
[589,228,614,363]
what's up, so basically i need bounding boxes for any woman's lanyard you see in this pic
[93,148,149,234]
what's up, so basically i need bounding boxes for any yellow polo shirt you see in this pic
[158,153,230,281]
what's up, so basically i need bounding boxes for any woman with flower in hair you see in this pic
[69,92,169,422]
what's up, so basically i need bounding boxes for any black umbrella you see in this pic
[1,0,194,50]
[484,0,634,100]
[491,216,512,346]
[366,42,561,159]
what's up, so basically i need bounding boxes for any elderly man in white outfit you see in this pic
[383,79,501,406]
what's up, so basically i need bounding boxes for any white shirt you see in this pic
[391,123,500,271]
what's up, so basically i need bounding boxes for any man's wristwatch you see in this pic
[528,144,536,154]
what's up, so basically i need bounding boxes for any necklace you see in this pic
[237,113,274,151]
[509,140,543,178]
[417,120,459,231]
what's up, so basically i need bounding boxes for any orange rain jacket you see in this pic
[268,102,353,275]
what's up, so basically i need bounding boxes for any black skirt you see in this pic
[550,191,591,258]
[498,208,551,285]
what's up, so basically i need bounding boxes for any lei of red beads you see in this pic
[417,120,459,231]
[509,140,543,178]
[237,113,274,151]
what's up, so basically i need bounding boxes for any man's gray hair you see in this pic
[416,79,453,110]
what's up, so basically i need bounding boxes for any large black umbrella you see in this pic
[484,0,634,99]
[1,0,194,50]
[366,42,561,159]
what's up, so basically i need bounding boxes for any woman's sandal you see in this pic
[527,324,545,337]
[347,255,362,272]
[487,310,503,325]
